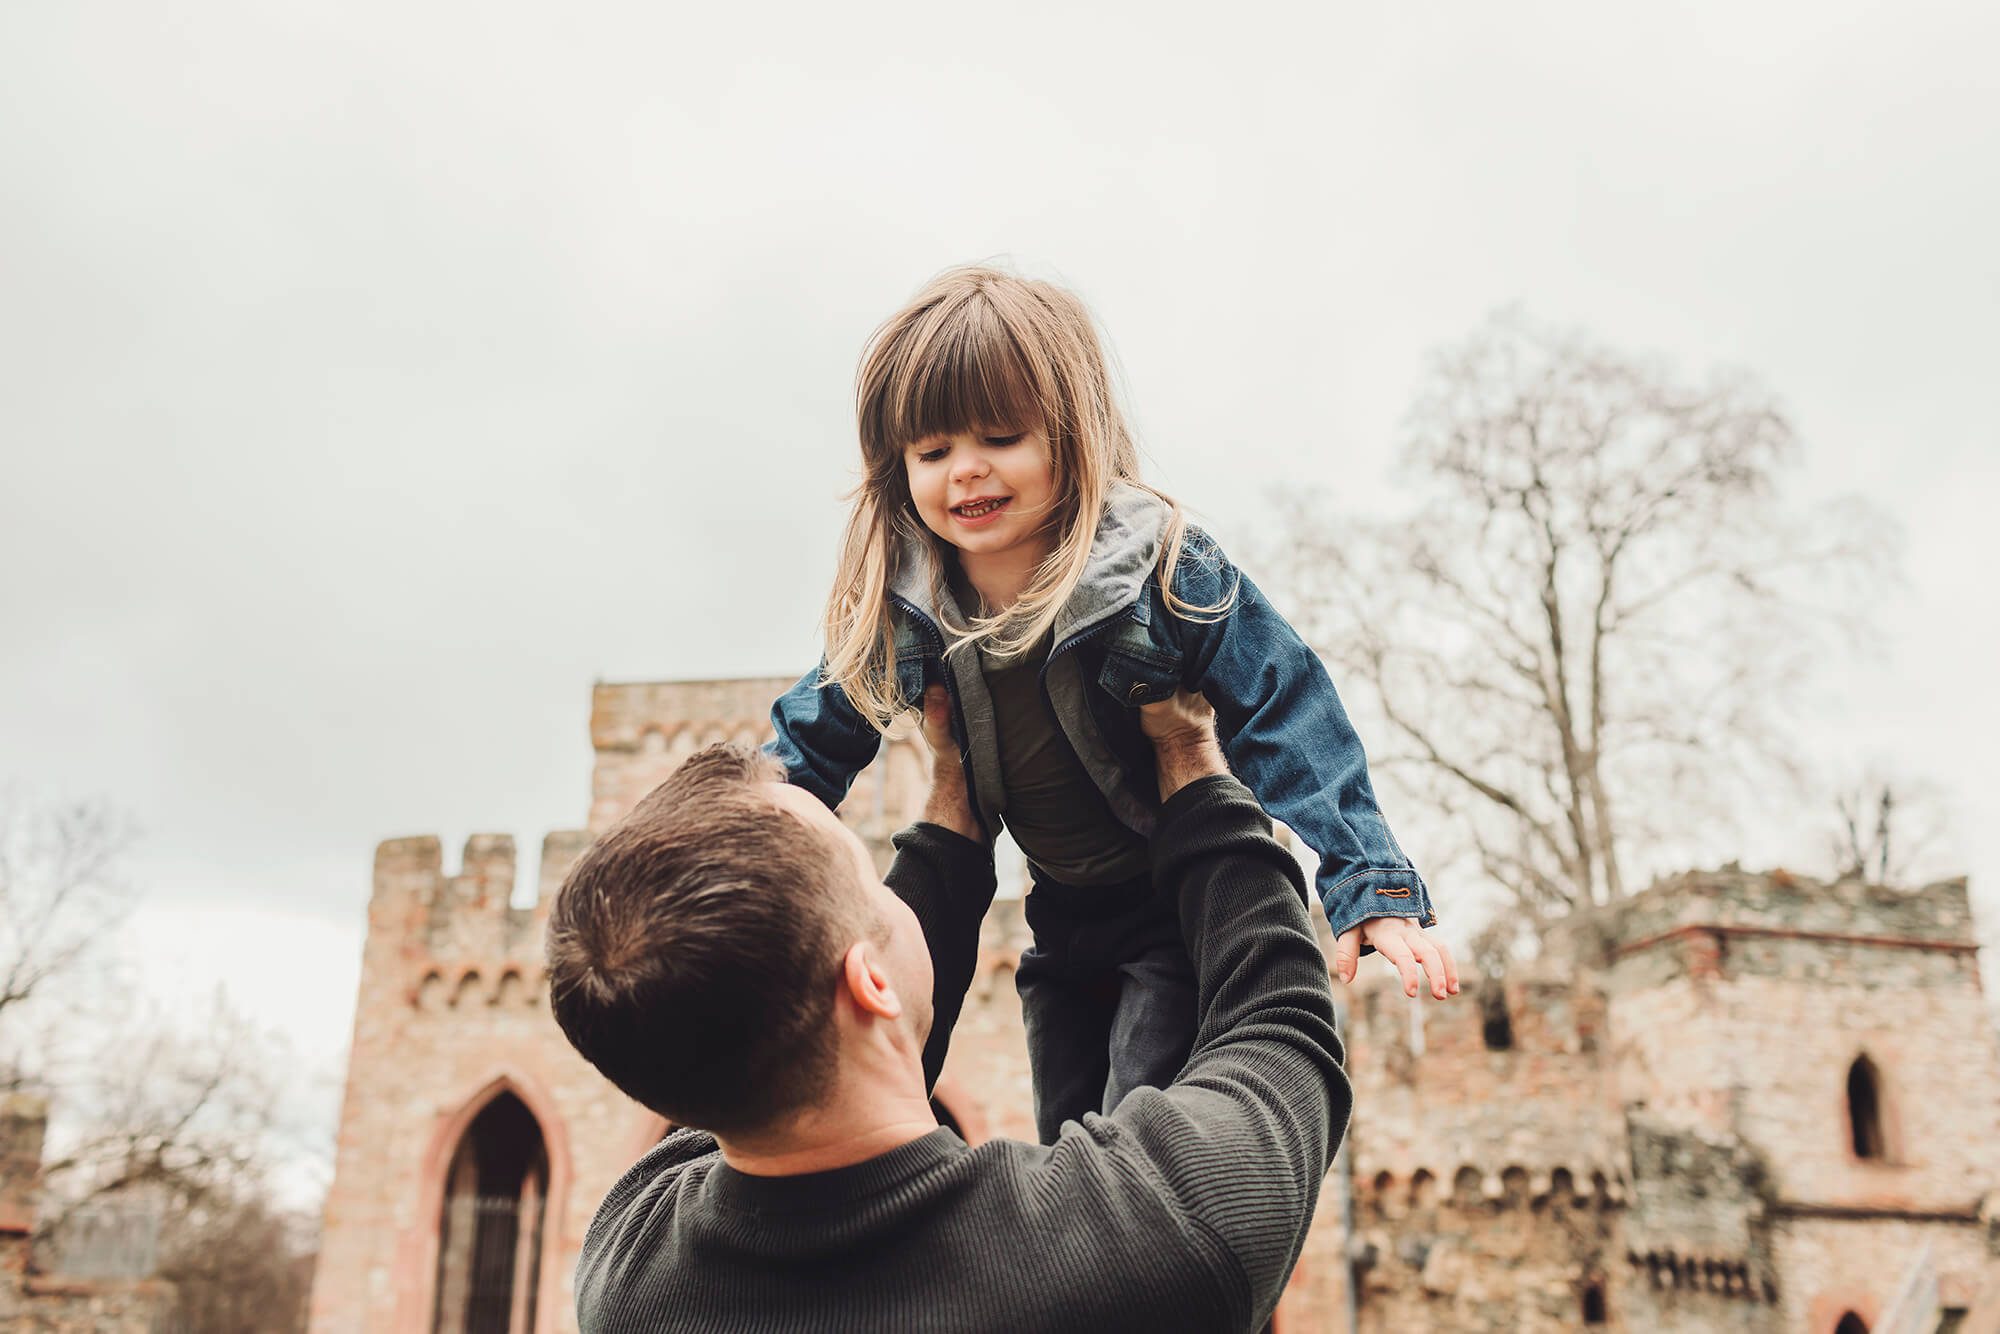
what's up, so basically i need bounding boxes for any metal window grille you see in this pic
[436,1192,543,1334]
[465,1197,521,1334]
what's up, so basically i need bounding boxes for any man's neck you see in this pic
[716,1080,937,1178]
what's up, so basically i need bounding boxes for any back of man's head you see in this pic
[546,744,868,1137]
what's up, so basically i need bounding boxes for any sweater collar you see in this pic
[705,1128,966,1215]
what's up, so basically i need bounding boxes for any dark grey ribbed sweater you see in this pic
[572,775,1350,1333]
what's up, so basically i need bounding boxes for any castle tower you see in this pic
[1605,868,2000,1331]
[1342,867,2000,1332]
[307,678,932,1334]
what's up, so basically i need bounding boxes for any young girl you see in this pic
[768,265,1452,1144]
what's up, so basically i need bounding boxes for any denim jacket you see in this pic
[764,482,1437,945]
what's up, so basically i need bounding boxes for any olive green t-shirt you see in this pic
[978,631,1150,887]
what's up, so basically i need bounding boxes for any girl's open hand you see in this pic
[1335,916,1459,1000]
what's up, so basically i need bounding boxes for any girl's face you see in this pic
[902,426,1058,563]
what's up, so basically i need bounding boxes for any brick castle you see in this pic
[307,677,2000,1333]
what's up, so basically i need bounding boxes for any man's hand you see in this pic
[915,685,982,843]
[1138,689,1227,801]
[1334,916,1459,1000]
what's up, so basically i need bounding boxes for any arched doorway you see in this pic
[433,1092,549,1334]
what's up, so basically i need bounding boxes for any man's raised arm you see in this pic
[1110,693,1353,1329]
[882,684,995,1091]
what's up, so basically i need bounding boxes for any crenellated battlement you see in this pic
[585,676,932,860]
[588,678,793,834]
[367,829,593,996]
[590,677,794,754]
[1606,867,1978,956]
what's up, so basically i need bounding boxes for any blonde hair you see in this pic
[821,265,1220,728]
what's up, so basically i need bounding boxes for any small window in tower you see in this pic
[1581,1279,1607,1324]
[1835,1314,1869,1334]
[1480,984,1513,1051]
[1847,1056,1886,1160]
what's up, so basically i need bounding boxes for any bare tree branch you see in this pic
[1262,310,1897,923]
[0,792,137,1072]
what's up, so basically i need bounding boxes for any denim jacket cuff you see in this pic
[1322,868,1438,955]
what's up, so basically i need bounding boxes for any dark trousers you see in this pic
[1015,868,1199,1145]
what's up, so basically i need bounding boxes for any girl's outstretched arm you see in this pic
[1167,532,1446,975]
[763,660,889,810]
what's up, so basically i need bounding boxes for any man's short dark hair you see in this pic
[546,744,872,1136]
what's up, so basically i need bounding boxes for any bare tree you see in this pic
[1825,773,1949,886]
[0,790,136,1042]
[154,1174,317,1334]
[0,788,304,1305]
[35,996,284,1239]
[1268,310,1893,927]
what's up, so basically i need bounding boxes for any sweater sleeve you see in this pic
[883,822,998,1094]
[1110,774,1351,1329]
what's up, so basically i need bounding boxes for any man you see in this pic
[546,687,1457,1332]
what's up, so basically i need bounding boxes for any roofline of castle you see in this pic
[593,673,798,690]
[1613,921,1981,961]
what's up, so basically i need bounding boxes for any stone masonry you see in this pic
[1345,868,2000,1330]
[0,1093,177,1334]
[310,674,2000,1332]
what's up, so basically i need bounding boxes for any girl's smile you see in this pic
[950,496,1011,524]
[904,427,1056,559]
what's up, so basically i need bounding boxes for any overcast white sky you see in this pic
[4,0,1996,1195]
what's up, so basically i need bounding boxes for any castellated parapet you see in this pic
[367,830,595,1012]
[588,677,930,859]
[1343,865,2000,1332]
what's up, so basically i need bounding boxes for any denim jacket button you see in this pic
[1127,682,1148,703]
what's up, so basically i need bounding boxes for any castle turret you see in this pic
[1342,865,2000,1331]
[1604,868,2000,1328]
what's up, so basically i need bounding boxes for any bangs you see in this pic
[861,295,1048,452]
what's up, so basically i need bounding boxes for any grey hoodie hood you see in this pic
[886,480,1171,642]
[884,480,1174,838]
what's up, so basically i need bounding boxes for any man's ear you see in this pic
[841,941,903,1021]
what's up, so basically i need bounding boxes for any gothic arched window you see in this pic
[433,1091,550,1334]
[1847,1056,1887,1160]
